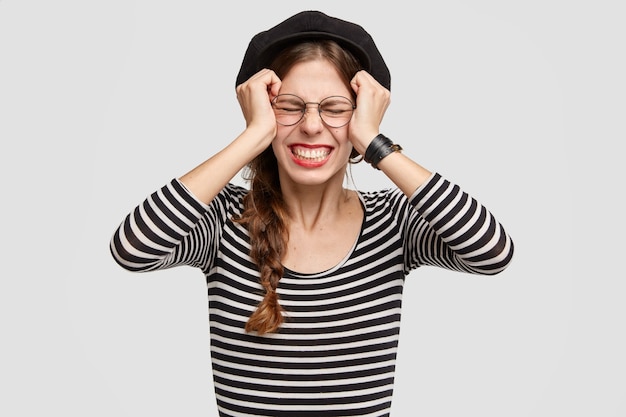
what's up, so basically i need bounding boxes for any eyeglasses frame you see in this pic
[271,94,356,128]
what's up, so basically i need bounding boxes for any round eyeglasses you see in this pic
[271,94,356,128]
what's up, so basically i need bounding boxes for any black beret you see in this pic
[235,10,391,90]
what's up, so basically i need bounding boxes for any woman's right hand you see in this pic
[178,69,282,204]
[235,68,282,148]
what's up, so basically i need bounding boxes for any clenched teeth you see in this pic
[291,146,331,161]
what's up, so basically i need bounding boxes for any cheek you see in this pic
[270,140,283,160]
[335,143,355,164]
[334,132,353,154]
[271,130,287,152]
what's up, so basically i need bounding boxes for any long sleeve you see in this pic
[403,172,514,275]
[109,180,245,273]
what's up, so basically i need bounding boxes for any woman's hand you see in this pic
[235,68,282,147]
[177,70,282,204]
[349,70,391,155]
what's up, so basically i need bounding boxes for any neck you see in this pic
[280,176,352,232]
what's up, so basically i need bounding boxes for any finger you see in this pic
[350,70,368,94]
[265,70,282,99]
[350,78,359,94]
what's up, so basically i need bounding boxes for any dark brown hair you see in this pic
[233,40,362,335]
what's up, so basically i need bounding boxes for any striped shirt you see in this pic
[110,172,514,416]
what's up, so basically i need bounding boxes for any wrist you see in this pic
[363,134,403,170]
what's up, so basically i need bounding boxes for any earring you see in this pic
[349,154,363,164]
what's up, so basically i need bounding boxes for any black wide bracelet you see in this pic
[364,134,403,170]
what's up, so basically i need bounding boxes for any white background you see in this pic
[1,0,624,416]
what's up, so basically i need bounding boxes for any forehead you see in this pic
[279,59,351,99]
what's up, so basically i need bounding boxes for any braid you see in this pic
[233,147,288,334]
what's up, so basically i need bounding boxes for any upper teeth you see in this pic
[293,148,330,160]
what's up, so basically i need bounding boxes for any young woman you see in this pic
[110,10,514,417]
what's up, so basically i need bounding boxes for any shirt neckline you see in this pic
[283,190,366,278]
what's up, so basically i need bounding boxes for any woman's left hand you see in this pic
[348,70,391,155]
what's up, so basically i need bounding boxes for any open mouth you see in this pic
[290,145,332,162]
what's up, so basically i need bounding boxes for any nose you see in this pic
[300,103,324,131]
[303,102,323,119]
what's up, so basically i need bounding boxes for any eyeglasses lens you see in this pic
[272,94,354,128]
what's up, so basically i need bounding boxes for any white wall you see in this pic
[1,0,623,416]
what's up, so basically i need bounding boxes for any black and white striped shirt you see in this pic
[110,172,514,416]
